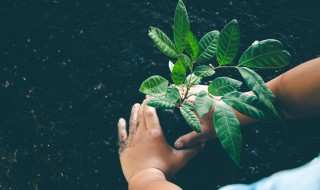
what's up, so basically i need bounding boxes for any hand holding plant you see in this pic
[139,0,291,165]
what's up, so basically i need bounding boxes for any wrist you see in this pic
[128,168,166,190]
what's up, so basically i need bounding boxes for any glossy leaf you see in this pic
[174,0,190,54]
[148,27,178,58]
[238,39,291,68]
[181,54,192,71]
[214,101,242,166]
[147,96,176,109]
[169,60,174,72]
[165,87,180,103]
[195,90,213,117]
[139,75,168,97]
[185,74,201,85]
[194,65,215,77]
[208,77,242,96]
[182,102,196,111]
[217,19,240,65]
[196,30,220,63]
[238,67,282,120]
[185,31,199,60]
[222,92,265,120]
[180,106,201,133]
[172,57,187,85]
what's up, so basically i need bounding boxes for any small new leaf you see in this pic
[148,27,178,58]
[214,101,242,166]
[169,60,174,72]
[217,19,240,65]
[180,106,201,133]
[185,74,201,85]
[238,39,291,68]
[139,75,168,97]
[195,90,213,117]
[194,65,215,77]
[208,77,242,96]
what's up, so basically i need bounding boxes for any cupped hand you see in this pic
[174,85,217,149]
[118,100,204,183]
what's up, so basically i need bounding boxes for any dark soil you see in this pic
[1,0,320,190]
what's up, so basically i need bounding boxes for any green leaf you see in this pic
[181,54,193,71]
[195,90,213,117]
[148,27,178,58]
[185,74,201,85]
[169,60,174,72]
[172,57,187,85]
[208,77,242,96]
[238,67,282,120]
[194,65,215,77]
[185,31,199,60]
[174,0,190,54]
[222,92,265,120]
[180,106,201,133]
[196,30,220,63]
[139,75,168,97]
[214,101,242,166]
[238,39,291,68]
[182,102,196,111]
[217,19,240,65]
[147,96,176,109]
[165,87,180,103]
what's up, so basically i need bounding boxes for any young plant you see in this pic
[139,0,291,166]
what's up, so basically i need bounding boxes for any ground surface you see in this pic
[1,0,320,189]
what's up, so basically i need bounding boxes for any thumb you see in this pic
[174,131,204,149]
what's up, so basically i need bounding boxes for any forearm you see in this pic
[268,57,320,118]
[233,57,320,125]
[129,168,182,190]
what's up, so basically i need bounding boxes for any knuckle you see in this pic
[148,129,162,139]
[145,108,155,117]
[129,120,137,127]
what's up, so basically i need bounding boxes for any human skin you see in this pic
[174,57,320,148]
[119,57,320,190]
[118,101,204,190]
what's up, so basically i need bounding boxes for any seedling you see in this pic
[139,0,291,165]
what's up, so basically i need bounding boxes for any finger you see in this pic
[118,118,128,153]
[143,104,161,130]
[174,131,205,149]
[145,95,152,99]
[137,100,147,131]
[129,103,140,136]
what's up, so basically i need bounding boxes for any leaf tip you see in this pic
[231,19,238,23]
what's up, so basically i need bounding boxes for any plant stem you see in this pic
[181,65,239,101]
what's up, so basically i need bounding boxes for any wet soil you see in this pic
[1,0,320,189]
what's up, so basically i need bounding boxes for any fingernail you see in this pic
[119,118,125,123]
[174,141,183,149]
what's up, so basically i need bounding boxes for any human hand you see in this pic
[174,85,217,149]
[118,100,204,183]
